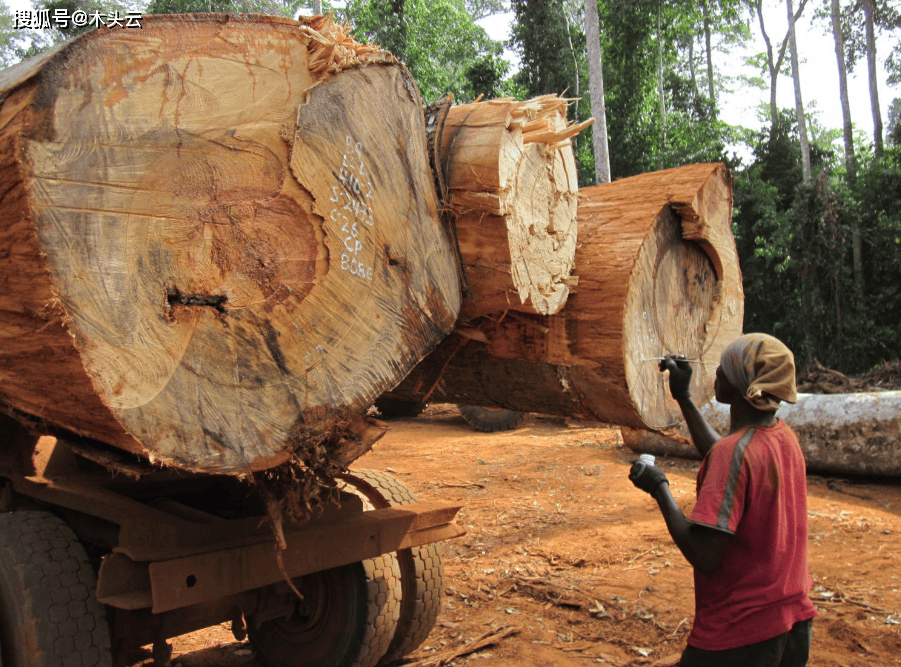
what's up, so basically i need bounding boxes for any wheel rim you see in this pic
[265,571,333,643]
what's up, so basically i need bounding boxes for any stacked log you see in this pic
[382,163,743,431]
[0,14,461,474]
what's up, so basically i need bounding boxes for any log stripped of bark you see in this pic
[382,163,743,431]
[438,96,591,318]
[622,391,901,477]
[0,14,460,473]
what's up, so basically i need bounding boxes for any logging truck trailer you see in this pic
[0,415,463,667]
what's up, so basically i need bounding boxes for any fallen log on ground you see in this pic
[437,96,590,318]
[0,14,461,473]
[622,391,901,477]
[381,163,743,431]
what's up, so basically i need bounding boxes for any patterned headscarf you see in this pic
[719,333,797,411]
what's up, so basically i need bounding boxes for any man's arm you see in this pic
[675,396,720,458]
[660,356,720,458]
[652,482,731,576]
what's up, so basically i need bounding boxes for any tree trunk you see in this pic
[657,3,666,170]
[382,163,743,431]
[831,0,862,296]
[437,97,590,319]
[584,0,611,184]
[863,0,884,157]
[754,0,807,132]
[787,0,812,183]
[753,0,781,127]
[703,0,716,111]
[0,14,461,474]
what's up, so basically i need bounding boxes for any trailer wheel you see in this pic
[340,470,445,665]
[458,405,527,432]
[0,511,112,667]
[248,554,401,667]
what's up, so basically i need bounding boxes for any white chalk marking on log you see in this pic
[331,136,376,282]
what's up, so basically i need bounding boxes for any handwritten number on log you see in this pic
[333,136,376,281]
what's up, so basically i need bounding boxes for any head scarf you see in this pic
[719,333,797,411]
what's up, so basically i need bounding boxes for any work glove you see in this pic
[659,354,692,401]
[629,460,669,496]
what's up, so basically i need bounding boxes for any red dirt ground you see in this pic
[137,406,901,667]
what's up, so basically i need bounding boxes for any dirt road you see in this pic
[144,406,901,667]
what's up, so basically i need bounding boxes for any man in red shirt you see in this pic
[628,333,817,666]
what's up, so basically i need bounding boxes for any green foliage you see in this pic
[590,0,747,177]
[509,0,580,98]
[346,0,504,103]
[145,0,294,14]
[508,0,593,182]
[464,50,510,100]
[0,0,32,66]
[464,0,508,20]
[733,111,901,373]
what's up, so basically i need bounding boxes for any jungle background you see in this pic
[2,0,900,377]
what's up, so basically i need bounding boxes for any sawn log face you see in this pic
[0,15,460,473]
[383,163,742,430]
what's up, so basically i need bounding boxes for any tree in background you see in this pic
[786,0,812,182]
[838,0,901,154]
[825,0,863,294]
[889,97,901,143]
[746,0,808,132]
[584,0,610,183]
[0,0,32,66]
[145,0,294,13]
[509,0,582,98]
[347,0,504,103]
[509,0,591,179]
[862,0,884,154]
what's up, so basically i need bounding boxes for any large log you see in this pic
[382,163,743,431]
[437,96,590,318]
[0,14,461,473]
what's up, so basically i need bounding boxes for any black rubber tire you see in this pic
[458,405,527,432]
[248,554,401,667]
[373,398,425,419]
[339,470,444,665]
[0,511,112,667]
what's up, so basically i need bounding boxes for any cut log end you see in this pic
[439,96,587,319]
[0,15,460,474]
[381,163,742,432]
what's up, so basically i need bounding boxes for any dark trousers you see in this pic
[678,619,813,667]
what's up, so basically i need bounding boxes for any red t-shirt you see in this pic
[687,420,818,650]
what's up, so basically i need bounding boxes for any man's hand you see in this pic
[629,461,668,495]
[659,355,692,400]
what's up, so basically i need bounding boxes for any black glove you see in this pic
[659,355,692,400]
[629,461,669,495]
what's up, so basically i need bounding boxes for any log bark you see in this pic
[0,14,460,473]
[382,163,743,431]
[622,391,901,477]
[437,96,590,318]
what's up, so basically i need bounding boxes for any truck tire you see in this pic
[340,470,444,665]
[248,554,401,667]
[458,405,527,432]
[0,511,112,667]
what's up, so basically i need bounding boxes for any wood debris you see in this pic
[407,626,520,667]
